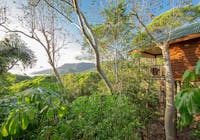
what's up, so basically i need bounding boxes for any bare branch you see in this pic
[6,60,18,71]
[132,12,162,48]
[0,24,48,51]
[74,1,98,47]
[44,0,80,30]
[72,0,94,49]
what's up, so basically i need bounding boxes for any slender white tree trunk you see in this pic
[161,43,176,140]
[72,0,113,93]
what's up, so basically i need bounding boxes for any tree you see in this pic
[0,34,35,74]
[78,1,132,92]
[129,2,200,140]
[132,4,200,48]
[43,0,114,93]
[92,2,133,91]
[0,1,68,98]
[27,0,66,87]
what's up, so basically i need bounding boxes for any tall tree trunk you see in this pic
[162,43,176,140]
[51,64,63,86]
[72,0,113,94]
[49,59,67,102]
[94,47,114,93]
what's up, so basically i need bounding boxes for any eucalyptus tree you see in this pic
[0,0,68,95]
[0,34,35,74]
[26,0,66,87]
[92,2,133,91]
[43,0,114,93]
[77,1,132,92]
[129,2,200,140]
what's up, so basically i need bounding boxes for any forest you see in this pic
[0,0,200,140]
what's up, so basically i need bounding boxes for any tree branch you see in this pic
[6,60,18,71]
[133,12,162,48]
[0,24,49,53]
[72,0,94,47]
[44,0,80,30]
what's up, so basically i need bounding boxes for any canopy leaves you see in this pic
[0,34,36,74]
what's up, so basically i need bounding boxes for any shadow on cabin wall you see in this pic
[169,37,200,81]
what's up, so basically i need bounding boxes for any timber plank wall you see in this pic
[169,37,200,81]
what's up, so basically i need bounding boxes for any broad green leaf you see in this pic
[9,115,18,135]
[182,70,192,81]
[193,88,200,105]
[21,113,28,130]
[61,104,67,111]
[17,95,22,104]
[187,91,197,114]
[58,109,64,118]
[175,89,187,110]
[180,113,192,127]
[190,71,197,81]
[52,134,59,140]
[25,96,30,103]
[1,124,8,137]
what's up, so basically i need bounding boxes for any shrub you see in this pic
[64,94,142,140]
[1,92,143,140]
[62,72,103,101]
[175,60,200,139]
[175,60,200,128]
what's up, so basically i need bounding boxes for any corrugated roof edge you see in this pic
[129,22,200,54]
[158,22,200,42]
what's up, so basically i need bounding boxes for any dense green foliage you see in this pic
[0,34,35,74]
[6,72,102,100]
[63,94,141,140]
[0,88,150,140]
[9,76,62,94]
[0,87,67,140]
[148,4,200,32]
[0,73,30,95]
[0,68,160,139]
[175,60,200,138]
[62,72,103,100]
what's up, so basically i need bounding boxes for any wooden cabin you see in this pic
[130,23,200,81]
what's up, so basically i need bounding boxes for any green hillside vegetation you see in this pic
[0,60,161,139]
[6,72,102,100]
[0,71,159,139]
[0,73,31,95]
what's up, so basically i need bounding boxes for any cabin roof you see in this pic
[130,22,200,58]
[158,22,200,43]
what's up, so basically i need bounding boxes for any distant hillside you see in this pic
[32,62,95,75]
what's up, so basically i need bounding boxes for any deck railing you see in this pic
[139,65,164,79]
[150,65,164,77]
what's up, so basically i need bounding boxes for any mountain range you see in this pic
[32,62,95,75]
